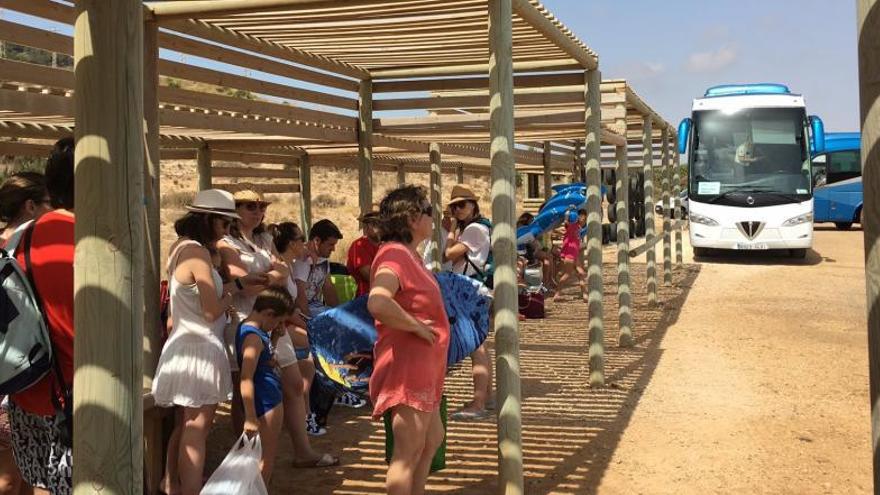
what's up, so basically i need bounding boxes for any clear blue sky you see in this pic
[543,0,860,132]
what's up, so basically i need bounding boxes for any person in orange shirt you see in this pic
[347,211,381,298]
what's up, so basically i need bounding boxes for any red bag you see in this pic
[518,292,545,319]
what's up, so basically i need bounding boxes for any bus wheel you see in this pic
[858,208,864,228]
[789,248,807,259]
[693,247,711,258]
[834,222,852,230]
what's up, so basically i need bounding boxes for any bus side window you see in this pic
[826,150,861,185]
[812,154,827,187]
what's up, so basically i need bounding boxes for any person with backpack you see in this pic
[1,138,75,494]
[0,171,51,494]
[443,185,494,420]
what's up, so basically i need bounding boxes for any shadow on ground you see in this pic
[205,262,702,494]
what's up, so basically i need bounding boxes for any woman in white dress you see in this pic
[153,190,267,495]
[217,189,288,435]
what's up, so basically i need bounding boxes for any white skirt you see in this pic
[151,330,233,408]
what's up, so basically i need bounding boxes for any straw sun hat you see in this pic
[448,184,480,207]
[185,189,241,219]
[232,189,271,205]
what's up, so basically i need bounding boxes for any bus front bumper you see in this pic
[689,222,813,250]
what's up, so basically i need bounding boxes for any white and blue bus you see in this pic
[811,132,863,230]
[677,83,826,258]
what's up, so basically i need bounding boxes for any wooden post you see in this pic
[74,1,144,493]
[489,0,522,492]
[542,141,553,198]
[673,139,683,266]
[584,69,604,387]
[858,1,880,490]
[643,117,657,305]
[299,153,312,231]
[429,143,443,271]
[142,19,163,495]
[571,141,582,183]
[661,127,672,285]
[457,165,465,184]
[616,143,634,347]
[358,78,374,216]
[197,143,212,191]
[396,162,406,186]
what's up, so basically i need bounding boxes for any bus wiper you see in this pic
[737,188,803,204]
[705,191,744,204]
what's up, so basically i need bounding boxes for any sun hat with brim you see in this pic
[232,189,271,205]
[448,184,480,207]
[186,189,241,219]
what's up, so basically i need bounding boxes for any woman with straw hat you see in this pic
[154,189,268,495]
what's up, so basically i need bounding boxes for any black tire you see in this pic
[693,247,711,258]
[607,203,617,223]
[835,222,852,230]
[789,248,807,259]
[601,223,611,244]
[608,222,618,243]
[606,187,617,206]
[636,217,646,237]
[630,219,638,238]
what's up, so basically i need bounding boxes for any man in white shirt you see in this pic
[293,219,341,317]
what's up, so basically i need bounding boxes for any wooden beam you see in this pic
[661,127,672,285]
[643,115,657,305]
[299,153,312,230]
[142,19,163,495]
[511,0,596,70]
[73,1,144,492]
[211,166,298,179]
[584,69,604,387]
[372,72,584,93]
[146,0,349,21]
[214,182,301,194]
[673,143,683,266]
[158,18,368,80]
[489,1,523,493]
[456,165,464,184]
[358,78,373,216]
[160,149,197,160]
[197,143,212,191]
[428,142,442,271]
[211,150,303,165]
[0,141,52,157]
[370,58,582,78]
[615,142,633,347]
[858,2,880,488]
[396,162,406,186]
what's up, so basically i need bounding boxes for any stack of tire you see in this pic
[600,170,647,244]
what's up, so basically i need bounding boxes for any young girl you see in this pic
[237,287,294,485]
[553,208,588,303]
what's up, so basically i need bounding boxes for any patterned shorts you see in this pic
[7,402,72,495]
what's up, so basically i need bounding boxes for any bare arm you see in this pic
[367,268,436,344]
[294,279,310,316]
[356,265,371,283]
[218,240,267,296]
[179,246,233,323]
[239,333,263,436]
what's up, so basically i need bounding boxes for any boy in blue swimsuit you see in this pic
[237,287,294,486]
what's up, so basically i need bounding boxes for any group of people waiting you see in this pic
[0,136,588,495]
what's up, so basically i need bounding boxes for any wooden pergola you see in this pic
[0,1,682,493]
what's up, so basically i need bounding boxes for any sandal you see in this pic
[293,452,339,469]
[450,409,491,421]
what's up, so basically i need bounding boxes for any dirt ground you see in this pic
[202,225,871,494]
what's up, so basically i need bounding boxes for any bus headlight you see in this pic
[689,213,719,226]
[782,212,813,226]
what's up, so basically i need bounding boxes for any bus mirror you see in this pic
[677,118,691,154]
[809,115,825,154]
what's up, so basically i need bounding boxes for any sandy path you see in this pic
[202,226,870,494]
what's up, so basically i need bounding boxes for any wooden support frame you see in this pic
[643,116,657,305]
[428,143,443,271]
[584,69,604,387]
[456,165,465,184]
[510,0,597,70]
[489,0,523,492]
[396,163,406,186]
[358,78,374,216]
[661,128,672,285]
[857,3,880,489]
[73,1,144,491]
[673,143,683,266]
[615,143,634,347]
[299,154,312,231]
[197,143,212,191]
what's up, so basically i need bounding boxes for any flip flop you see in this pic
[450,409,491,421]
[293,453,340,469]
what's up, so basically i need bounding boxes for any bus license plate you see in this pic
[735,242,769,250]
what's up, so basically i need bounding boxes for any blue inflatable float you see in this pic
[307,273,491,392]
[516,182,596,247]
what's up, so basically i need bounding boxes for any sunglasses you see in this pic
[450,202,470,211]
[238,201,269,212]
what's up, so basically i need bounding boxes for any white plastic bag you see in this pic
[201,433,268,495]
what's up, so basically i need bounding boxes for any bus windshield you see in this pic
[689,107,812,201]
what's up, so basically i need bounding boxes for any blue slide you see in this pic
[516,183,588,246]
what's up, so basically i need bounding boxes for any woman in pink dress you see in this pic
[367,185,450,495]
[552,207,588,303]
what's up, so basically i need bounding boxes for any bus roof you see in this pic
[824,132,861,154]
